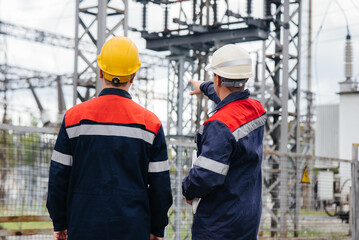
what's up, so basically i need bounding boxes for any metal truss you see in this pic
[73,0,128,105]
[0,65,72,91]
[140,0,268,52]
[260,0,302,237]
[0,20,92,51]
[130,66,157,109]
[139,0,271,137]
[167,56,196,137]
[0,8,167,124]
[0,64,69,125]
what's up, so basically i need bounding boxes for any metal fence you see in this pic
[0,124,56,239]
[0,124,357,239]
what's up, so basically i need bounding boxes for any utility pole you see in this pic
[304,0,314,209]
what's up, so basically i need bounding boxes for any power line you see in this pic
[351,0,359,13]
[334,0,350,36]
[312,0,334,45]
[312,0,335,103]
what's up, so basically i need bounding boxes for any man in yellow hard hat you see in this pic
[182,44,266,239]
[47,36,173,240]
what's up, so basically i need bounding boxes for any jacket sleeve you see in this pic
[46,119,72,231]
[200,81,221,104]
[182,120,234,200]
[148,125,173,237]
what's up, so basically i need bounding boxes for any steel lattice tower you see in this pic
[73,0,129,105]
[261,0,302,237]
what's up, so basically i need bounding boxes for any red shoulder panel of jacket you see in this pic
[204,98,266,132]
[64,95,162,134]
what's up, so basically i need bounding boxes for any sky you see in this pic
[0,0,358,126]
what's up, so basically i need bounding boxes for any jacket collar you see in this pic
[211,89,250,114]
[98,88,132,99]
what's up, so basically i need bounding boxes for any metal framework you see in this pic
[0,20,91,51]
[0,64,70,126]
[139,0,270,135]
[73,0,128,105]
[261,0,302,237]
[0,65,72,91]
[0,15,167,125]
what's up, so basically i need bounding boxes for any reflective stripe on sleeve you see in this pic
[193,156,229,176]
[232,114,267,141]
[148,160,170,173]
[66,124,155,144]
[51,150,73,166]
[198,125,204,135]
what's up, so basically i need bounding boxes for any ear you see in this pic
[130,73,136,83]
[99,69,103,78]
[217,76,222,87]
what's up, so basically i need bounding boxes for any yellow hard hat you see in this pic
[205,44,253,79]
[97,36,141,83]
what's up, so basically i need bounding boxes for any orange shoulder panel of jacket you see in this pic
[204,98,266,132]
[64,95,162,134]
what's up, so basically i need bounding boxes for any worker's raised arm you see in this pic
[148,125,173,238]
[189,79,221,104]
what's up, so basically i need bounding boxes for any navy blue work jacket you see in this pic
[47,88,173,240]
[182,82,266,240]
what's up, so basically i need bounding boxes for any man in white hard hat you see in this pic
[182,44,266,239]
[47,36,172,240]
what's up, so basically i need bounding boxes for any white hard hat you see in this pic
[205,44,254,79]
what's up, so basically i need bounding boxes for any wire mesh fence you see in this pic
[0,124,56,239]
[0,124,356,239]
[259,151,352,239]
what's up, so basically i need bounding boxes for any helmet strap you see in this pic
[221,79,246,88]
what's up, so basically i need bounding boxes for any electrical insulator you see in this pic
[213,0,218,24]
[265,0,271,18]
[192,0,197,23]
[345,34,352,81]
[164,5,169,31]
[247,0,253,17]
[142,2,147,31]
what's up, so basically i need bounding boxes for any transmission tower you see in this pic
[261,0,302,237]
[74,0,129,105]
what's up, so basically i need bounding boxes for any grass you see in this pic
[0,221,52,230]
[300,210,333,216]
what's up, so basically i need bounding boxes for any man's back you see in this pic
[47,88,172,240]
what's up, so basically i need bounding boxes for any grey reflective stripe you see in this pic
[232,114,267,141]
[198,125,204,135]
[52,150,73,166]
[148,160,170,173]
[193,156,229,176]
[209,58,252,70]
[66,124,155,144]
